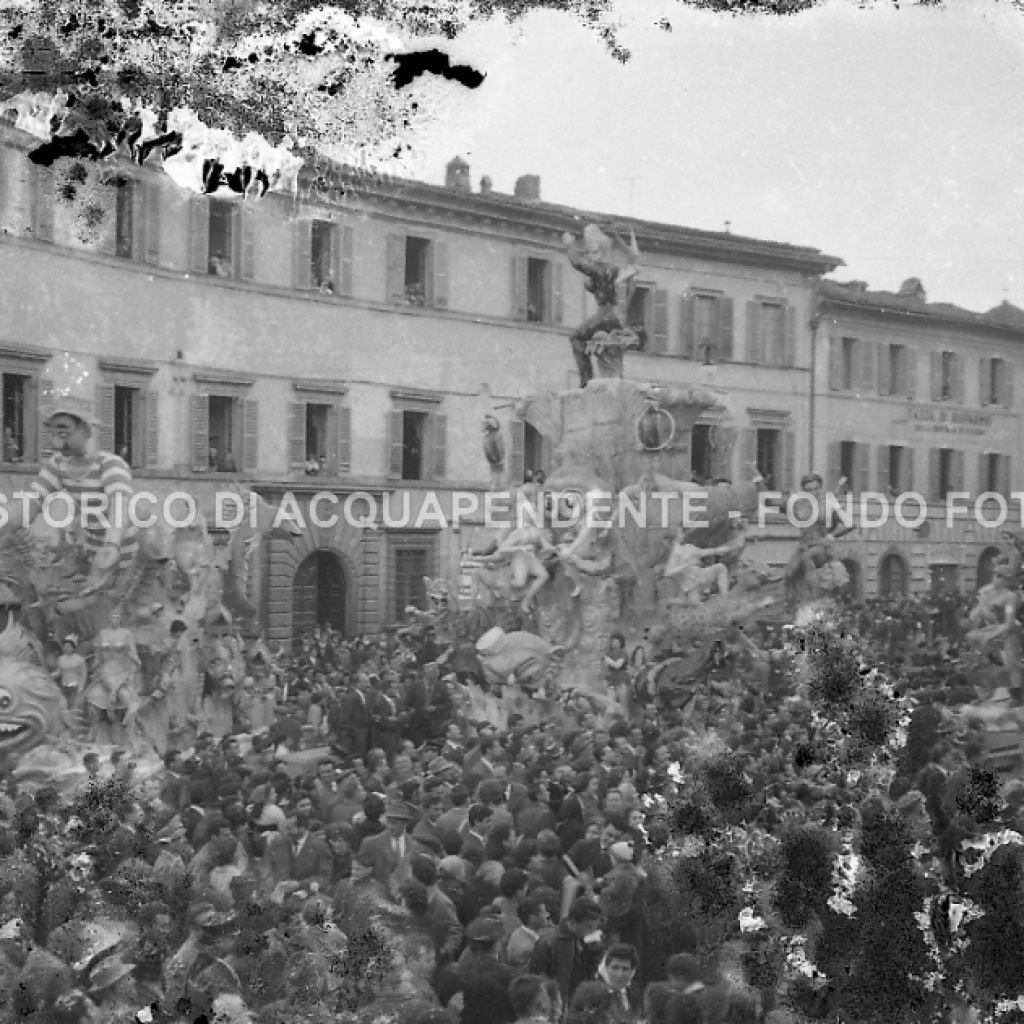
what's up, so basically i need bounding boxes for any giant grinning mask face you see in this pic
[0,659,68,753]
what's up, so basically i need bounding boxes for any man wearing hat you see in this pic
[3,356,137,593]
[355,799,415,897]
[436,915,518,1024]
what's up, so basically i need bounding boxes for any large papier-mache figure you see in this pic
[563,224,642,387]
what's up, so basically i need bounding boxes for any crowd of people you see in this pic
[0,584,1021,1024]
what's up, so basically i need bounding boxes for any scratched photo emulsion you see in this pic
[0,3,1023,1023]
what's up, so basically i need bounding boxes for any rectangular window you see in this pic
[695,295,718,361]
[941,352,955,401]
[987,358,1003,407]
[393,547,429,621]
[756,428,780,491]
[841,338,857,391]
[888,446,904,494]
[889,344,907,395]
[208,395,240,471]
[840,441,857,484]
[526,257,549,323]
[113,385,139,466]
[1,373,29,463]
[627,286,651,342]
[305,403,330,472]
[401,410,428,481]
[938,448,954,499]
[311,220,334,292]
[114,178,134,259]
[691,424,713,483]
[404,236,431,306]
[208,199,235,277]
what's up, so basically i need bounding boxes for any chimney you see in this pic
[445,155,471,192]
[480,175,493,195]
[514,174,541,201]
[898,277,927,303]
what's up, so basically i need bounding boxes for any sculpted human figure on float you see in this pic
[562,223,642,386]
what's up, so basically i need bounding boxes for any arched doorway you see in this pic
[976,546,1001,589]
[878,552,909,597]
[292,550,347,642]
[840,558,862,600]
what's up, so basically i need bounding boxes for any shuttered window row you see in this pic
[830,338,1016,409]
[825,443,1014,500]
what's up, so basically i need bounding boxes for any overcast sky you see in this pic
[409,0,1024,314]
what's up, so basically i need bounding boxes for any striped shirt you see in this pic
[30,452,138,562]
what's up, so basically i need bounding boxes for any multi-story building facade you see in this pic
[814,279,1024,600]
[1,121,844,641]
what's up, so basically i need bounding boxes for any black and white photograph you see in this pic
[0,1,1023,1022]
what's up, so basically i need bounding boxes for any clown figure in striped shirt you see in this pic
[6,398,137,600]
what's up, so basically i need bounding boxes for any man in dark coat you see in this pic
[331,675,373,759]
[529,896,604,1003]
[436,916,518,1024]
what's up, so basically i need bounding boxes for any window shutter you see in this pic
[906,349,917,400]
[1000,454,1012,497]
[856,443,871,496]
[952,448,965,492]
[190,195,209,274]
[239,202,256,281]
[783,303,797,367]
[242,399,259,472]
[103,177,127,258]
[191,395,209,471]
[509,419,525,486]
[1001,361,1015,409]
[651,289,669,354]
[432,413,447,479]
[338,224,354,297]
[930,351,943,402]
[551,262,564,325]
[512,254,528,321]
[718,296,734,362]
[144,390,159,467]
[288,402,307,470]
[32,163,54,242]
[387,233,405,303]
[678,294,695,359]
[928,449,941,502]
[903,447,914,493]
[389,410,404,479]
[858,340,875,394]
[782,429,796,492]
[877,444,888,492]
[951,353,965,405]
[829,337,842,390]
[293,218,312,290]
[432,240,449,309]
[540,435,553,475]
[878,344,891,396]
[336,405,352,474]
[978,452,990,497]
[979,357,991,406]
[35,378,51,461]
[827,442,841,491]
[142,176,160,265]
[94,384,115,452]
[743,429,757,482]
[746,301,761,364]
[8,150,32,235]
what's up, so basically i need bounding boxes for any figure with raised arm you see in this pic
[562,224,641,387]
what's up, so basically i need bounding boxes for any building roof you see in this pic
[300,162,844,276]
[817,280,1024,337]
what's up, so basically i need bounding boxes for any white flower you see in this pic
[738,907,766,933]
[667,761,685,784]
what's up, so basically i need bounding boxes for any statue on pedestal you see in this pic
[563,224,642,387]
[482,415,506,492]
